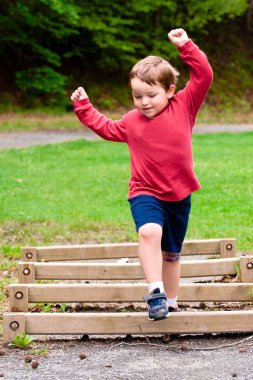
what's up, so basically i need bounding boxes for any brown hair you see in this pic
[129,56,179,90]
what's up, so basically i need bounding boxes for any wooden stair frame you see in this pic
[3,238,253,344]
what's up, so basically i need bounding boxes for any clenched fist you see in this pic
[71,87,88,102]
[168,29,189,48]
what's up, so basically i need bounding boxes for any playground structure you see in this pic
[3,238,253,344]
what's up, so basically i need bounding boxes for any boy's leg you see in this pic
[128,195,168,320]
[162,252,180,308]
[138,223,169,320]
[161,194,191,309]
[138,222,163,284]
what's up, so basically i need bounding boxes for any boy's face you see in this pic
[131,77,175,119]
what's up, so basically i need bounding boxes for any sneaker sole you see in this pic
[148,311,169,321]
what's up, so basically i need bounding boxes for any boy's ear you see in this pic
[166,84,175,99]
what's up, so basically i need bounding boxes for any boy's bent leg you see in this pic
[138,223,169,320]
[162,251,180,308]
[138,223,163,284]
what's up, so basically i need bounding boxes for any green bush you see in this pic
[15,67,69,106]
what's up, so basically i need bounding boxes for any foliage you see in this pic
[27,348,49,356]
[0,277,12,304]
[1,245,21,260]
[16,67,68,95]
[41,304,52,312]
[8,333,34,349]
[236,263,241,278]
[59,303,70,312]
[0,0,250,106]
[15,67,69,105]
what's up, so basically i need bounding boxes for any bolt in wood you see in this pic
[10,321,19,331]
[15,291,23,300]
[26,252,33,259]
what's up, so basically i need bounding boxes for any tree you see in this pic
[0,0,249,105]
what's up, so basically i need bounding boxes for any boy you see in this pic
[71,28,213,321]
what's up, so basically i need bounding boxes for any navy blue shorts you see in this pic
[128,194,191,262]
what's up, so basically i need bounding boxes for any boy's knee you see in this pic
[138,223,162,241]
[162,251,180,262]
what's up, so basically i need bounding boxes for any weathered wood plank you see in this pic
[9,283,253,307]
[9,285,29,312]
[3,313,26,345]
[3,310,253,343]
[240,256,253,282]
[19,257,238,281]
[18,263,35,283]
[220,238,237,258]
[21,239,236,262]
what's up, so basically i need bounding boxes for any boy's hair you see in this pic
[129,56,179,90]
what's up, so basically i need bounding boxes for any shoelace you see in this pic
[150,298,166,307]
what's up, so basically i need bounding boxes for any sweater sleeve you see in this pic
[177,40,213,123]
[74,98,127,143]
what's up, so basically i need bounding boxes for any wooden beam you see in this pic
[21,239,236,262]
[3,311,253,343]
[240,256,253,282]
[9,285,29,312]
[21,248,37,262]
[18,263,35,283]
[8,283,253,310]
[219,238,237,258]
[3,313,26,345]
[19,257,238,281]
[22,243,139,262]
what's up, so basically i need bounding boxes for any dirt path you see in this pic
[1,124,253,149]
[0,334,253,379]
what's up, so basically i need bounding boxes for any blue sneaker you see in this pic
[143,288,168,321]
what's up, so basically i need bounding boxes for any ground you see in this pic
[1,334,253,379]
[0,126,253,379]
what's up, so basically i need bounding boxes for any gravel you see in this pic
[1,334,253,379]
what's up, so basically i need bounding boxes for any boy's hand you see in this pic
[168,28,189,48]
[71,87,88,102]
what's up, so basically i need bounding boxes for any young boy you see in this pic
[71,28,213,321]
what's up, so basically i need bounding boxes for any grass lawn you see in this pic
[0,132,252,252]
[0,106,253,132]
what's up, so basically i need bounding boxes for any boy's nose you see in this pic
[141,97,149,106]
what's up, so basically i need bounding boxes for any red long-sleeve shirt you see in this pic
[74,40,213,201]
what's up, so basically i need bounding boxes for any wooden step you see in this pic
[18,257,241,283]
[21,238,237,262]
[8,283,253,312]
[3,310,253,344]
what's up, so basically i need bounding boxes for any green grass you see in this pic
[0,105,253,133]
[0,133,252,252]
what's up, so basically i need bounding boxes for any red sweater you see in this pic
[74,40,213,201]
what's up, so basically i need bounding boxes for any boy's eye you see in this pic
[134,95,141,99]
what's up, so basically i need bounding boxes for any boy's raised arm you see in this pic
[168,28,190,48]
[71,87,88,102]
[168,28,213,122]
[71,88,127,143]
